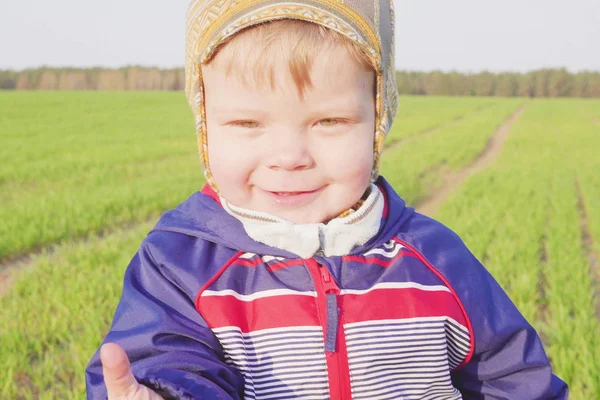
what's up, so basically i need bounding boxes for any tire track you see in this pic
[416,103,526,217]
[583,107,599,125]
[575,176,600,319]
[0,215,159,297]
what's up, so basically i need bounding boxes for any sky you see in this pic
[1,0,599,73]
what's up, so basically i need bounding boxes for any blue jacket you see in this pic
[86,177,568,399]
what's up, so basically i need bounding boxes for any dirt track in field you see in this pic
[0,216,158,297]
[575,177,600,319]
[415,104,526,217]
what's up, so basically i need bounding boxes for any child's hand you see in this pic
[101,343,165,400]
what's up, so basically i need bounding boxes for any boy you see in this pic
[86,1,568,399]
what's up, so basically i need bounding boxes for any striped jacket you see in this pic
[86,177,568,399]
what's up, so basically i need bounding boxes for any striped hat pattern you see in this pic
[185,0,398,189]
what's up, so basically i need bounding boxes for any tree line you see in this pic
[1,66,599,97]
[0,67,185,91]
[396,69,600,97]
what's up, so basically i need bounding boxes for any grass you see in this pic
[1,223,153,399]
[386,96,492,143]
[0,91,204,260]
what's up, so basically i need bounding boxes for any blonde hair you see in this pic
[205,19,376,98]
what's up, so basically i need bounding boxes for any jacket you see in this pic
[85,177,568,399]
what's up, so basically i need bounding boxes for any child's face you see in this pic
[203,44,376,224]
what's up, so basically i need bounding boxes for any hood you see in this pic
[185,0,398,188]
[151,177,414,258]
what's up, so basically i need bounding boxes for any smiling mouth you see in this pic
[271,191,315,196]
[262,187,324,206]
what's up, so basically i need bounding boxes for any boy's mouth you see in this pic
[271,191,310,196]
[262,187,324,206]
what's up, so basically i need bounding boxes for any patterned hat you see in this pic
[185,0,398,189]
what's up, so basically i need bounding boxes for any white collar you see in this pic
[220,184,384,258]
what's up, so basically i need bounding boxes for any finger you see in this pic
[101,343,140,398]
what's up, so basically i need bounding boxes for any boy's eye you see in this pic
[319,118,341,127]
[235,121,260,129]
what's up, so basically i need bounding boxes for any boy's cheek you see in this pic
[208,142,254,187]
[321,144,373,180]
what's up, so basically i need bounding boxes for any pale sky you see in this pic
[1,0,599,73]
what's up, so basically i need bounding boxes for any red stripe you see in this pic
[198,294,320,332]
[376,181,389,218]
[268,259,306,271]
[342,287,466,324]
[342,250,416,267]
[195,251,243,312]
[200,184,221,205]
[232,258,308,270]
[232,258,261,267]
[392,237,475,368]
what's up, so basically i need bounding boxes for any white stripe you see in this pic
[349,346,449,362]
[344,315,464,330]
[352,371,452,390]
[446,325,470,341]
[226,352,326,366]
[356,385,460,400]
[246,388,329,400]
[239,369,328,384]
[202,288,317,301]
[347,336,447,352]
[213,325,322,336]
[247,377,329,391]
[223,346,324,359]
[363,242,404,257]
[346,330,446,346]
[345,316,449,331]
[348,348,449,363]
[233,361,328,376]
[353,380,453,399]
[350,356,449,371]
[239,252,256,259]
[341,282,450,296]
[354,368,452,384]
[420,389,462,400]
[218,336,324,351]
[262,255,285,262]
[447,337,470,354]
[350,363,450,378]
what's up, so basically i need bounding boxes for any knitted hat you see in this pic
[185,0,398,189]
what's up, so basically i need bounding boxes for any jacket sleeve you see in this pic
[85,242,244,400]
[445,244,569,399]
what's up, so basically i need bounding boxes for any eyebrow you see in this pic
[211,106,268,117]
[313,101,368,116]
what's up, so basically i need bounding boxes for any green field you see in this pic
[1,92,599,399]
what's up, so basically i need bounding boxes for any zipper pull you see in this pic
[320,265,339,293]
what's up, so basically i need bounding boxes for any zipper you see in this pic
[307,259,352,399]
[311,260,339,349]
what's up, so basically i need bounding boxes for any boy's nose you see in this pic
[267,133,314,171]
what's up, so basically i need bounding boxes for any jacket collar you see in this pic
[219,184,384,259]
[152,177,414,259]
